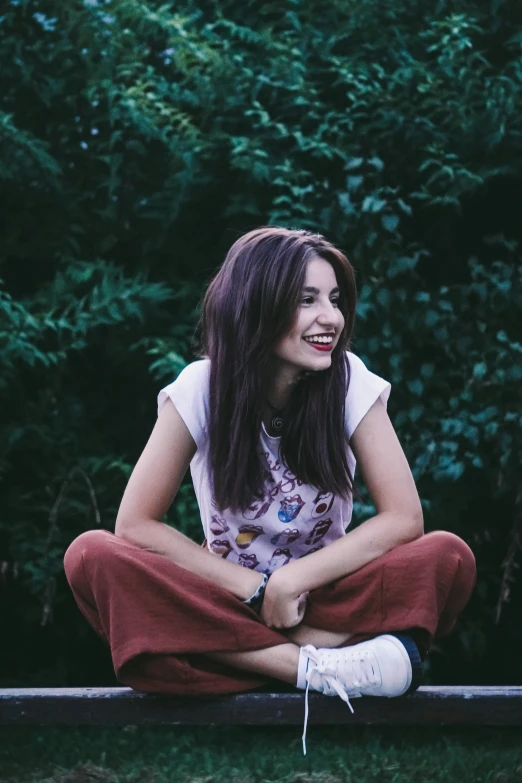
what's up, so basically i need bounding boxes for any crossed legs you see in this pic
[64,529,476,695]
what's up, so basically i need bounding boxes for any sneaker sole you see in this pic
[388,634,423,695]
[373,634,422,696]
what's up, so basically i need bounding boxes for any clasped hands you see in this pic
[259,569,309,630]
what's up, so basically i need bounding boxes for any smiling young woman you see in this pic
[64,227,476,754]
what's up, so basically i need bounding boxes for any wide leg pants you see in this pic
[64,529,476,695]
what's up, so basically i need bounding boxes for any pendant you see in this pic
[271,415,284,433]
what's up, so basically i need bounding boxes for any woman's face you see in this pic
[271,256,345,380]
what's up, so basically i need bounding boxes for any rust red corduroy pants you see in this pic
[64,529,476,695]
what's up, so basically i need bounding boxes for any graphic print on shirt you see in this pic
[264,451,281,473]
[305,517,333,545]
[266,548,292,572]
[271,528,300,546]
[210,539,232,558]
[278,494,305,524]
[238,553,260,569]
[242,477,279,519]
[236,524,264,550]
[276,467,304,494]
[311,490,335,518]
[209,515,229,536]
[299,544,324,558]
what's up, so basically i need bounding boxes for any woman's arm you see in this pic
[115,398,262,601]
[263,397,424,623]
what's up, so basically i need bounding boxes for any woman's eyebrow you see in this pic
[302,286,340,294]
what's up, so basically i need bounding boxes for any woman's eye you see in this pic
[301,297,340,306]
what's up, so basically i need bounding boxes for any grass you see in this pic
[1,725,522,783]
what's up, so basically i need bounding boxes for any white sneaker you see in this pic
[298,634,421,754]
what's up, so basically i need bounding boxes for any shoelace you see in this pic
[301,649,379,755]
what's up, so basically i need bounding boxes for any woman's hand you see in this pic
[260,570,308,630]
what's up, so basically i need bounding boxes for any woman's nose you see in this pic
[317,300,341,324]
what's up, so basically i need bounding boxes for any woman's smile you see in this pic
[303,339,334,352]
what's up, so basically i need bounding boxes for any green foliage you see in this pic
[1,0,521,686]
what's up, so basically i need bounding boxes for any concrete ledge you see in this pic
[1,686,522,725]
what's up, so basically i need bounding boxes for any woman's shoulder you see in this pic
[176,356,211,380]
[344,350,385,379]
[161,357,211,391]
[157,358,211,449]
[158,357,210,406]
[343,350,391,438]
[344,349,365,370]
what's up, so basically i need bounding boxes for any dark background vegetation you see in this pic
[1,0,521,689]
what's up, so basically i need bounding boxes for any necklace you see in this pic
[266,399,285,434]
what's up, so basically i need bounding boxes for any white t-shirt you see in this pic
[157,352,391,575]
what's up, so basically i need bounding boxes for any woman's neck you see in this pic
[263,366,304,437]
[265,361,301,410]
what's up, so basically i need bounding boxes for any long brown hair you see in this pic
[198,227,358,513]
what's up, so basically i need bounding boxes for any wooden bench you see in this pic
[2,687,522,726]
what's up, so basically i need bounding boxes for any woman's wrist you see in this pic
[243,573,269,612]
[236,568,267,601]
[267,565,301,599]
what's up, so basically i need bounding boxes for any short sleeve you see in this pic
[157,359,210,450]
[345,352,391,439]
